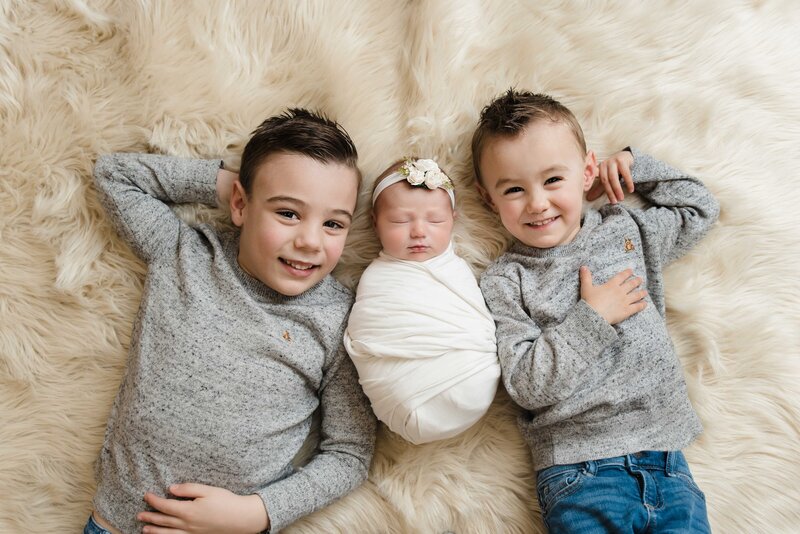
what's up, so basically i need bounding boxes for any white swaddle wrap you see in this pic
[344,244,500,444]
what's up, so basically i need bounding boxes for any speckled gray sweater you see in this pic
[91,153,376,533]
[480,149,719,470]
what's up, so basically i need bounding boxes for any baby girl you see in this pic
[344,158,500,444]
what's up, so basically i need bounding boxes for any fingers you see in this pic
[605,160,626,202]
[627,289,648,305]
[142,526,188,534]
[138,510,185,529]
[599,163,617,204]
[608,268,634,285]
[169,482,211,499]
[622,275,643,292]
[620,164,634,193]
[579,266,593,288]
[144,492,186,516]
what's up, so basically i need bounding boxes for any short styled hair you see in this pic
[471,89,587,184]
[239,108,360,195]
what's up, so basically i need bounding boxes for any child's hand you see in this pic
[579,267,647,325]
[587,149,635,204]
[138,483,269,533]
[216,168,240,207]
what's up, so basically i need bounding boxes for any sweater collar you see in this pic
[509,209,601,258]
[221,230,329,303]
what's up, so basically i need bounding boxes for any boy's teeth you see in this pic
[286,260,312,270]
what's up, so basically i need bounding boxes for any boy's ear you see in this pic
[476,182,497,212]
[230,181,247,227]
[582,150,598,192]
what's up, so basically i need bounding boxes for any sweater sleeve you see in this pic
[625,148,720,266]
[92,153,222,263]
[257,342,377,532]
[480,272,618,411]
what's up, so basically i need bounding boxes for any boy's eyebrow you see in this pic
[540,164,570,175]
[266,195,353,220]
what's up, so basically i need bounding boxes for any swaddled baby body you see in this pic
[344,159,500,444]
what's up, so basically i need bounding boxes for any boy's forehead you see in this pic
[484,121,583,163]
[252,152,359,189]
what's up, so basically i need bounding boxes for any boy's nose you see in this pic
[294,225,322,251]
[526,193,549,213]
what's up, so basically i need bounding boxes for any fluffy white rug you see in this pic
[2,1,799,532]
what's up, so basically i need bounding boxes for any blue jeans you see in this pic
[83,515,112,534]
[536,451,710,533]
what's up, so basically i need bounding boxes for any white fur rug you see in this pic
[2,1,800,532]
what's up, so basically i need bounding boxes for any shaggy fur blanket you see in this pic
[2,1,799,532]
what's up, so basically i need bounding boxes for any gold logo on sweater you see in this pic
[624,238,635,252]
[282,330,292,342]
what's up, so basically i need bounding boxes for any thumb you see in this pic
[169,482,212,499]
[579,266,593,288]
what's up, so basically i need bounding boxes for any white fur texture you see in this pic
[2,1,799,532]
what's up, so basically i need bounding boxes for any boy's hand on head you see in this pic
[587,150,635,204]
[216,168,240,207]
[138,483,269,534]
[580,267,647,325]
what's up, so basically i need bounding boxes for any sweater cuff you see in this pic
[559,299,618,361]
[193,158,225,206]
[257,479,301,533]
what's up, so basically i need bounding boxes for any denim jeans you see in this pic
[83,515,112,534]
[536,450,710,533]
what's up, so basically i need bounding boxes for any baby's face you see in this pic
[373,181,454,261]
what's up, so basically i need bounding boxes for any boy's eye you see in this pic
[545,176,563,185]
[277,210,298,219]
[324,220,345,230]
[503,186,524,195]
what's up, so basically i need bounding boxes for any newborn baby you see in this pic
[344,158,500,444]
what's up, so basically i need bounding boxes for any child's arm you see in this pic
[480,269,645,410]
[256,344,377,531]
[137,345,376,533]
[93,153,225,263]
[591,148,720,265]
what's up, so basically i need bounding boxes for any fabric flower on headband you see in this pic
[401,159,453,191]
[372,158,455,208]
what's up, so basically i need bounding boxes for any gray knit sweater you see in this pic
[91,153,376,533]
[480,149,719,471]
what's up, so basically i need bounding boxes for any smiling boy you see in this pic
[474,90,719,533]
[87,109,376,534]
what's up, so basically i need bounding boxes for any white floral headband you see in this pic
[371,159,455,208]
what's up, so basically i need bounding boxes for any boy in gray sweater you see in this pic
[473,90,718,533]
[87,109,376,534]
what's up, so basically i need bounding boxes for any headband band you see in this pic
[371,159,455,208]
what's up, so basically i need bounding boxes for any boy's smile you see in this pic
[477,120,597,249]
[231,153,359,295]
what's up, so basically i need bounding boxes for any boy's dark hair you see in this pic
[239,108,360,195]
[471,89,586,184]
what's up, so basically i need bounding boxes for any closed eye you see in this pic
[545,176,563,185]
[503,186,524,195]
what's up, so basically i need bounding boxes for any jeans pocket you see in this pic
[536,465,585,514]
[672,471,706,501]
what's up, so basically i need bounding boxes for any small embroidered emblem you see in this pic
[624,238,635,252]
[282,330,292,342]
